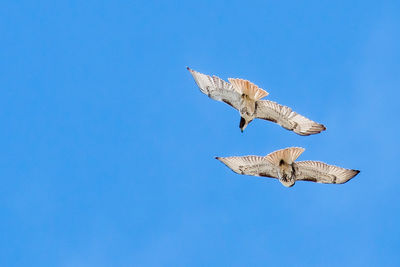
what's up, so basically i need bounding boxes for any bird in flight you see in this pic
[187,67,326,136]
[216,147,360,187]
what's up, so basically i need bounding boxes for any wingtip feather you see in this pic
[344,169,360,183]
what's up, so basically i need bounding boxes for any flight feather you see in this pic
[187,67,241,110]
[216,156,278,178]
[295,161,360,184]
[255,100,326,136]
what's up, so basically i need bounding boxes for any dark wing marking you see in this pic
[216,156,279,178]
[294,161,360,184]
[188,68,241,110]
[255,100,326,136]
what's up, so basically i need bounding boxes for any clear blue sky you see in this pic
[1,1,399,266]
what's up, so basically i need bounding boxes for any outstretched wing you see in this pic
[294,161,360,184]
[255,100,326,136]
[216,156,279,178]
[187,67,241,110]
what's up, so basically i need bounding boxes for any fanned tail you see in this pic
[265,147,305,166]
[228,78,269,100]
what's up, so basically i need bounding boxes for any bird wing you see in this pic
[187,68,242,110]
[216,156,279,178]
[294,161,360,184]
[255,100,326,136]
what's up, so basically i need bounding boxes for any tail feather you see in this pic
[228,78,269,100]
[265,147,305,166]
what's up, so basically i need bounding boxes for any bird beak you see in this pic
[240,129,244,133]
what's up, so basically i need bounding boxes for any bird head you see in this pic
[277,162,296,187]
[279,179,295,187]
[239,117,248,133]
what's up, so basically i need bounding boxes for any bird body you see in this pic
[237,91,258,132]
[187,67,326,135]
[216,147,360,187]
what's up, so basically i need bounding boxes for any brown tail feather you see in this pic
[228,78,269,100]
[265,147,305,166]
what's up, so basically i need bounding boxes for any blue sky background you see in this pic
[1,1,399,266]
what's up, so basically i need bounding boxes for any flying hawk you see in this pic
[216,147,360,187]
[187,67,326,136]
